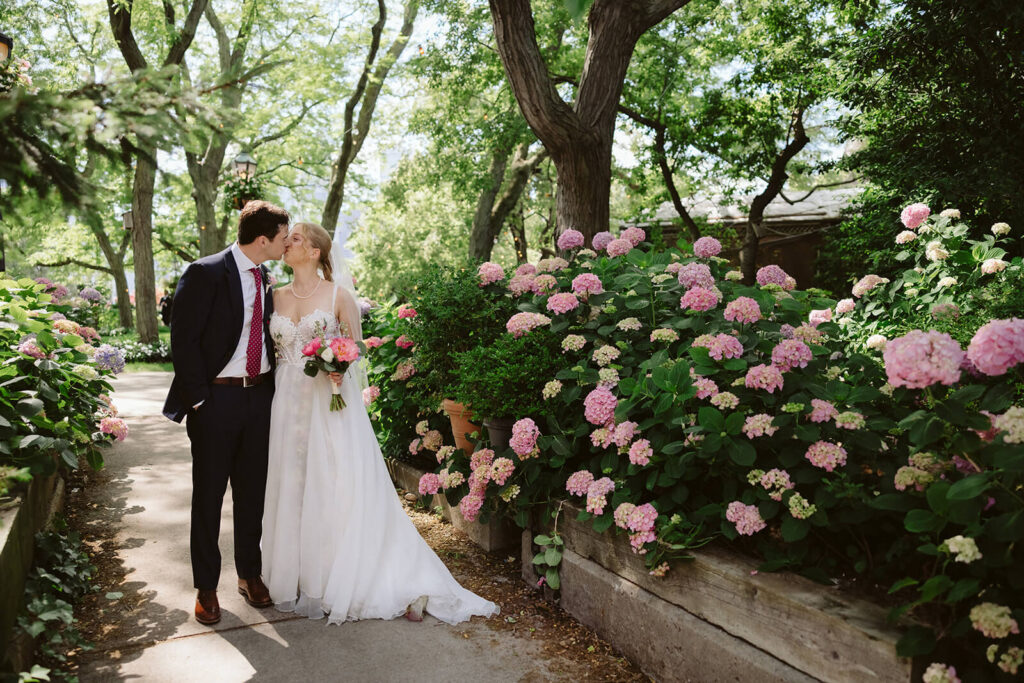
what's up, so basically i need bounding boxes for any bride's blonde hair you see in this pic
[294,222,334,282]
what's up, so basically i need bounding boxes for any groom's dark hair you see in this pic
[238,201,290,245]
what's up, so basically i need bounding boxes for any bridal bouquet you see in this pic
[302,336,363,410]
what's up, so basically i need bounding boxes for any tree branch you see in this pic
[556,73,663,130]
[163,0,209,67]
[157,237,197,263]
[106,0,148,72]
[779,176,862,205]
[249,99,325,152]
[654,125,700,241]
[34,257,112,274]
[490,145,548,229]
[350,0,419,164]
[204,2,232,71]
[488,0,581,148]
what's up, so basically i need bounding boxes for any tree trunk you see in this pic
[192,172,223,256]
[553,135,611,241]
[111,264,133,328]
[322,0,418,232]
[510,205,528,263]
[132,149,159,342]
[107,0,207,337]
[740,109,809,284]
[469,144,549,261]
[187,0,255,257]
[489,0,688,244]
[85,216,134,329]
[469,150,509,260]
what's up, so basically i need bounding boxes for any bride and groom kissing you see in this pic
[162,201,498,627]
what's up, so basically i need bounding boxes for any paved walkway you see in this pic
[74,372,588,682]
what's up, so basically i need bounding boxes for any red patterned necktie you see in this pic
[245,267,263,378]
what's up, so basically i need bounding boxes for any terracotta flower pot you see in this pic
[482,416,516,452]
[442,399,481,454]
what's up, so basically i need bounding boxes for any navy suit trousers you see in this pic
[185,381,274,590]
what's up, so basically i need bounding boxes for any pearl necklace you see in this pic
[291,277,322,300]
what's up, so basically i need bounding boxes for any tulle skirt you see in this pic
[262,363,499,625]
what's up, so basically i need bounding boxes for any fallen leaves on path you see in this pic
[398,490,650,683]
[60,461,649,682]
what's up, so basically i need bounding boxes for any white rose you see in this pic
[320,346,335,363]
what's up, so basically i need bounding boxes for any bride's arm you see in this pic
[327,284,363,385]
[334,285,363,344]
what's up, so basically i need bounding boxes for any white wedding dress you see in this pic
[262,286,499,625]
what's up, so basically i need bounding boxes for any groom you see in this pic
[163,200,289,625]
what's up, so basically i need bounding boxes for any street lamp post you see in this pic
[232,152,257,179]
[0,32,12,63]
[230,152,257,211]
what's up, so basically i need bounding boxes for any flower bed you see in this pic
[0,275,126,675]
[1,275,126,497]
[360,211,1024,679]
[386,458,519,552]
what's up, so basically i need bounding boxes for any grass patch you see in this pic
[125,362,173,373]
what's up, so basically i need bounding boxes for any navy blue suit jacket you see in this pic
[163,247,275,422]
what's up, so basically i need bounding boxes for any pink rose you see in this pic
[302,337,323,356]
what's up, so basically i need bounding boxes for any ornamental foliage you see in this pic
[0,275,127,498]
[362,203,1022,677]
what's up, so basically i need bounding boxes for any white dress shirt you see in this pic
[217,243,271,377]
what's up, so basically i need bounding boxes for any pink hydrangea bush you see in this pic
[557,229,585,250]
[367,213,1024,675]
[693,236,722,258]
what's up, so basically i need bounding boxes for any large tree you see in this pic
[488,0,688,244]
[819,0,1024,291]
[107,0,208,342]
[618,0,851,281]
[320,0,419,233]
[411,0,567,261]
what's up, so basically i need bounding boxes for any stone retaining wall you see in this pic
[0,472,66,673]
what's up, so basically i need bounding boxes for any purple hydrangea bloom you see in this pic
[94,344,126,375]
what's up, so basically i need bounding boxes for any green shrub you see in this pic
[0,275,126,496]
[400,262,518,404]
[450,329,563,419]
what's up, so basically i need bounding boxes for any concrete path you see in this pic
[74,372,590,682]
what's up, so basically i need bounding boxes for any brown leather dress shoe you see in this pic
[195,589,221,625]
[238,576,273,608]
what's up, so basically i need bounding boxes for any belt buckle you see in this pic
[243,375,257,388]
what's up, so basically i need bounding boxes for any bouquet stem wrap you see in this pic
[330,378,346,411]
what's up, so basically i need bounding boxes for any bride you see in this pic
[262,222,499,625]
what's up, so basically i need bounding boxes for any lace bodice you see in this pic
[270,309,349,366]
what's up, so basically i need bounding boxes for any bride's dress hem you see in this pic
[273,591,499,627]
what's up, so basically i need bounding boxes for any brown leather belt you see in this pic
[211,372,271,387]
